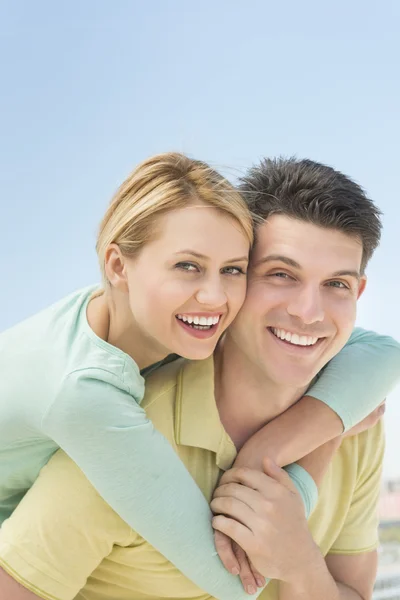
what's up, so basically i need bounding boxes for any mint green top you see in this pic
[0,286,399,600]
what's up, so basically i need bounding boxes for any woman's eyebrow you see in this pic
[174,250,248,262]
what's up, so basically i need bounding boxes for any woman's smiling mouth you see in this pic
[176,313,223,338]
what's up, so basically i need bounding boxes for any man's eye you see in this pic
[222,266,246,276]
[175,262,198,272]
[269,272,290,279]
[327,280,349,289]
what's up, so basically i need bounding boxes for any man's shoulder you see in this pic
[356,418,385,475]
[358,417,385,445]
[142,357,188,410]
[343,418,384,452]
[142,357,217,446]
[340,418,385,478]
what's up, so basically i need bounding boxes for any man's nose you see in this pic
[286,286,325,324]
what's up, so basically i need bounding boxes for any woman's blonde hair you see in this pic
[96,152,254,283]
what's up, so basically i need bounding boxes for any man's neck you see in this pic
[214,335,310,450]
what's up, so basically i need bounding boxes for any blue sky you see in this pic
[1,0,399,476]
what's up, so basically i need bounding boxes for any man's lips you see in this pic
[267,326,327,350]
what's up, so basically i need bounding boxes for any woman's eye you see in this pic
[222,266,246,276]
[175,262,199,272]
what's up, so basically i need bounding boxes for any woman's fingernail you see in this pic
[247,585,256,594]
[231,567,240,575]
[256,578,264,587]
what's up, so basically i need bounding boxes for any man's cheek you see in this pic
[340,304,358,334]
[334,318,357,352]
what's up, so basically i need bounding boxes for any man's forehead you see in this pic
[250,215,363,273]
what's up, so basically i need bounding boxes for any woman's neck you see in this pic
[86,291,166,371]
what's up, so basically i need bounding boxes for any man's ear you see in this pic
[104,243,129,292]
[357,275,367,299]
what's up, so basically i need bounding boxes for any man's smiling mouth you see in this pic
[269,327,321,347]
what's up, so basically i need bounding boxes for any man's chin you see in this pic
[266,364,321,390]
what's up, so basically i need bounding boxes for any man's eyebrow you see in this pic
[253,254,301,269]
[253,255,361,280]
[174,250,248,262]
[331,270,361,281]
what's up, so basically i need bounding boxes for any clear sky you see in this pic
[1,0,399,476]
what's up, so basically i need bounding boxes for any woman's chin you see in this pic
[172,341,218,361]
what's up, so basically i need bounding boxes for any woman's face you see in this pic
[122,205,250,361]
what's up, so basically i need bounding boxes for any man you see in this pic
[209,158,385,599]
[0,158,386,599]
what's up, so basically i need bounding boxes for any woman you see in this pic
[0,152,399,600]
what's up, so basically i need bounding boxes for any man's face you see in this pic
[228,215,367,388]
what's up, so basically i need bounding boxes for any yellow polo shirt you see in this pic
[0,357,383,600]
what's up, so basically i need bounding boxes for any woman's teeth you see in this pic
[176,314,220,330]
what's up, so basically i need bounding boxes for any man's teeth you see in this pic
[176,314,220,328]
[271,328,319,346]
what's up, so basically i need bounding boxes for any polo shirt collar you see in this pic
[174,357,237,471]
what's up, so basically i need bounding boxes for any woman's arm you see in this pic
[41,369,263,600]
[234,328,399,470]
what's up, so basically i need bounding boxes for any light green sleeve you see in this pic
[42,369,261,599]
[285,464,318,516]
[308,327,400,431]
[40,368,318,599]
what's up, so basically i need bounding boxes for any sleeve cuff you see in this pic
[284,463,318,518]
[306,384,353,431]
[329,531,380,555]
[0,540,76,600]
[328,540,379,555]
